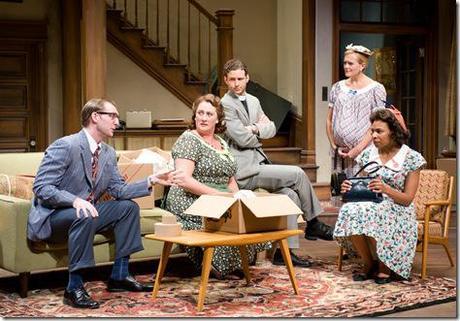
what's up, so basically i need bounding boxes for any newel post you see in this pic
[215,9,234,96]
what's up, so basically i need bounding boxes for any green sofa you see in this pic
[0,152,182,297]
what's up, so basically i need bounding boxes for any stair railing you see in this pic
[108,0,233,94]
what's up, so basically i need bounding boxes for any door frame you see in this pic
[0,20,48,151]
[332,0,438,168]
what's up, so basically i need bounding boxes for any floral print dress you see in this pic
[333,144,426,279]
[165,130,269,276]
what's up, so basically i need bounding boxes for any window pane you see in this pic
[362,1,381,22]
[341,0,360,22]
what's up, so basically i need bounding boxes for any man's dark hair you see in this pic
[223,58,248,76]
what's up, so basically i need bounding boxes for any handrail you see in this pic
[188,0,218,25]
[107,0,233,95]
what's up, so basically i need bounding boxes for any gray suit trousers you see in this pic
[241,164,322,249]
[45,200,144,272]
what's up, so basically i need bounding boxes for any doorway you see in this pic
[0,22,48,152]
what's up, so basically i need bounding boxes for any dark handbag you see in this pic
[330,149,346,196]
[342,161,383,203]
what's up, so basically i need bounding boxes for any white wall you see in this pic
[106,43,191,121]
[315,0,334,182]
[0,0,63,144]
[276,0,302,115]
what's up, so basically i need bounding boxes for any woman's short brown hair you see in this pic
[189,94,227,133]
[370,108,410,147]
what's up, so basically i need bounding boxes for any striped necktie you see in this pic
[87,146,101,203]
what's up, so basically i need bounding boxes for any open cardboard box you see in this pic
[184,192,302,234]
[117,147,172,209]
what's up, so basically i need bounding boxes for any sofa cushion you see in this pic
[139,207,174,235]
[0,174,35,200]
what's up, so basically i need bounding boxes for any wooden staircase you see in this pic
[105,1,329,199]
[107,9,206,106]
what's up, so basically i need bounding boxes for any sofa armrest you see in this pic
[0,195,33,272]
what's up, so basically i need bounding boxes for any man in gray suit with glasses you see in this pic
[28,98,175,309]
[221,59,334,268]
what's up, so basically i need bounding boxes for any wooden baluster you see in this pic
[166,0,170,62]
[187,1,191,79]
[215,9,234,96]
[135,0,139,27]
[124,0,127,20]
[177,0,180,63]
[145,0,149,37]
[112,0,116,9]
[198,12,201,75]
[208,19,211,91]
[156,0,159,45]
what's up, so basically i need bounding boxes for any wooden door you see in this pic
[0,22,47,153]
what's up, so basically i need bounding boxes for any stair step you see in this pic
[262,133,289,147]
[313,182,332,201]
[164,63,188,68]
[265,147,301,165]
[143,44,166,51]
[187,80,208,86]
[120,26,145,32]
[106,8,123,16]
[299,163,319,182]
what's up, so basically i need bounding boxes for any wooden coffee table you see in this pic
[145,229,303,311]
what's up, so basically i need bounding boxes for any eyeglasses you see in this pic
[97,111,119,120]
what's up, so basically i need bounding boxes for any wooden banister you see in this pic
[216,9,234,96]
[107,0,233,95]
[188,0,218,25]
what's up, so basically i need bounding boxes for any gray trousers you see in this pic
[46,200,144,272]
[240,164,322,249]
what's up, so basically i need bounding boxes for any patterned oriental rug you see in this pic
[0,259,455,318]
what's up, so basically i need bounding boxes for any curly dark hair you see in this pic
[369,108,410,147]
[189,94,227,134]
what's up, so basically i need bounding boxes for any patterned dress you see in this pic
[165,130,269,276]
[333,144,426,279]
[329,80,386,176]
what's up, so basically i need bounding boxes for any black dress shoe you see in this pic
[304,220,334,241]
[272,249,312,267]
[107,275,154,292]
[63,287,100,309]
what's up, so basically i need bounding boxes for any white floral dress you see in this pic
[333,144,426,279]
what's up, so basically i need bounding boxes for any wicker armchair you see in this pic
[414,169,455,279]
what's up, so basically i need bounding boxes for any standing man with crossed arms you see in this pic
[221,59,334,267]
[28,98,176,309]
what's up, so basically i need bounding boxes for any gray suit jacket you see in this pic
[28,130,151,241]
[221,91,276,185]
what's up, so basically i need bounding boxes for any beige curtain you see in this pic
[445,22,456,139]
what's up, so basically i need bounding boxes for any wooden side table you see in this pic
[145,229,303,311]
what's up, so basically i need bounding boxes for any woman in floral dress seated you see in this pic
[165,93,269,279]
[333,108,426,284]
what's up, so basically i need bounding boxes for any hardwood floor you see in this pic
[0,221,456,317]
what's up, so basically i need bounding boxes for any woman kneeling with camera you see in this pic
[333,107,426,284]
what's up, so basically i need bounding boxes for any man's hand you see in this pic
[148,170,173,186]
[244,125,258,134]
[257,114,270,124]
[73,197,98,218]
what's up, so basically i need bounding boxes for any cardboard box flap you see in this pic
[184,195,237,219]
[240,194,302,218]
